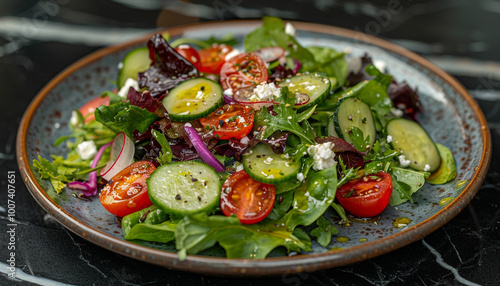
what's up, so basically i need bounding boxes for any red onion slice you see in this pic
[184,124,225,172]
[254,47,286,63]
[67,141,112,196]
[100,132,135,181]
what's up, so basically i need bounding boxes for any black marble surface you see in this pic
[1,0,499,285]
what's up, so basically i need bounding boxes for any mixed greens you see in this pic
[34,16,457,259]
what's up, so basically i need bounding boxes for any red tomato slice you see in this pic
[220,52,268,92]
[335,171,393,218]
[79,95,110,123]
[99,161,156,217]
[175,44,201,69]
[199,104,254,140]
[220,170,275,224]
[198,44,233,74]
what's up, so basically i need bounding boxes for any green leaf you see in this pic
[253,87,314,144]
[307,46,348,87]
[310,216,339,247]
[266,190,294,220]
[279,165,338,230]
[347,127,371,152]
[296,104,317,122]
[175,213,311,259]
[100,90,122,104]
[244,16,317,71]
[426,143,457,185]
[122,205,175,243]
[389,166,427,205]
[151,129,173,165]
[95,101,158,140]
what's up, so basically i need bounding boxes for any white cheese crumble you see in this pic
[263,157,273,164]
[117,78,139,98]
[240,136,250,145]
[249,82,282,102]
[195,90,204,99]
[424,164,431,172]
[297,172,304,182]
[373,59,387,73]
[76,140,97,160]
[235,164,244,172]
[223,88,233,97]
[285,23,296,36]
[70,110,79,126]
[390,107,404,117]
[184,122,192,127]
[307,142,336,171]
[398,155,411,167]
[225,49,241,60]
[386,135,393,143]
[267,174,274,179]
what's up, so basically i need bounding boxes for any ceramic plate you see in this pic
[17,20,491,276]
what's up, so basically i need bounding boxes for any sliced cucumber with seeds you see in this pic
[385,118,441,172]
[118,47,151,88]
[334,97,376,146]
[279,72,331,111]
[147,161,221,217]
[162,78,223,122]
[243,143,300,184]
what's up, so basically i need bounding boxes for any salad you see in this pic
[34,16,457,259]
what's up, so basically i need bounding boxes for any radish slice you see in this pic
[100,132,135,181]
[254,47,286,63]
[184,124,225,172]
[292,59,302,75]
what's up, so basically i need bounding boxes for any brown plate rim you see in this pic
[16,19,492,276]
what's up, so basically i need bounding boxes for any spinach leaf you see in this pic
[426,143,457,185]
[279,165,337,230]
[95,100,158,140]
[244,16,316,71]
[122,205,175,243]
[175,213,311,260]
[307,46,348,87]
[389,166,427,205]
[266,190,294,220]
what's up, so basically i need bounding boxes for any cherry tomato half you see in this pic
[335,171,393,218]
[220,52,268,92]
[99,161,156,217]
[220,170,275,224]
[79,95,110,123]
[199,104,254,140]
[198,44,233,74]
[175,44,201,69]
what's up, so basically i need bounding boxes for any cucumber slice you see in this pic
[147,161,221,217]
[334,97,376,146]
[326,115,339,137]
[162,78,223,122]
[385,118,441,172]
[243,143,301,184]
[279,72,331,111]
[118,47,151,88]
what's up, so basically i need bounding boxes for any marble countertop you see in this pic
[1,1,499,285]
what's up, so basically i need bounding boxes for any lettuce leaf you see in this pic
[307,46,348,87]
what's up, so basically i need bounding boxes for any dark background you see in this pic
[1,0,499,285]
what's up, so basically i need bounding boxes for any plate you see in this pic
[16,20,491,276]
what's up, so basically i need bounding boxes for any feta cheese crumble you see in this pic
[398,155,411,167]
[223,88,234,97]
[386,135,393,143]
[285,23,296,36]
[297,172,304,182]
[117,78,139,98]
[76,140,97,160]
[249,82,281,101]
[70,110,79,126]
[263,157,273,164]
[307,142,336,171]
[424,164,431,172]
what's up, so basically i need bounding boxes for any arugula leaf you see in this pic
[244,16,316,71]
[253,87,314,144]
[151,129,173,165]
[330,202,351,225]
[175,213,311,259]
[307,46,348,87]
[296,104,317,122]
[389,166,427,205]
[347,127,371,152]
[310,216,339,247]
[95,101,158,140]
